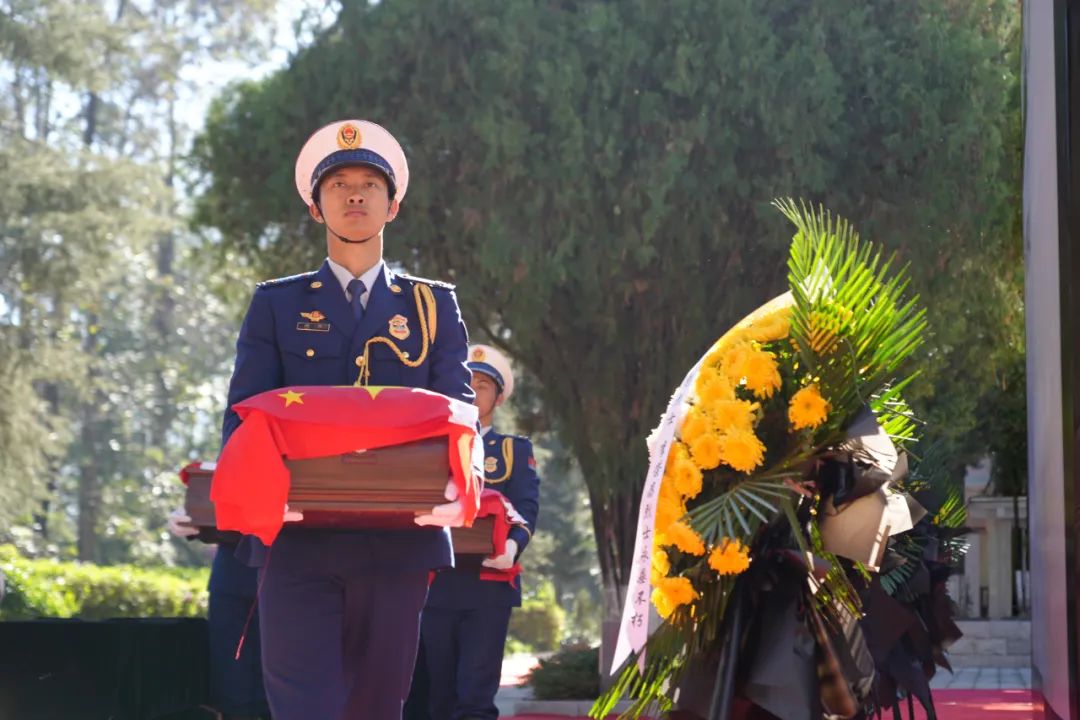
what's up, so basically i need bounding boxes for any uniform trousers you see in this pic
[420,605,513,720]
[258,532,431,720]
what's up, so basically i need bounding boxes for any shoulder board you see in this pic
[256,271,316,289]
[396,272,456,291]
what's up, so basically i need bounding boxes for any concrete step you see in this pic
[947,654,1031,668]
[948,619,1030,669]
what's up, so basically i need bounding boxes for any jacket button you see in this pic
[306,349,315,357]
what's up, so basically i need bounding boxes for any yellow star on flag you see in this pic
[361,386,388,399]
[278,390,305,407]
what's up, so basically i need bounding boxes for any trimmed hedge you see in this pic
[0,545,208,620]
[526,644,600,700]
[508,581,566,652]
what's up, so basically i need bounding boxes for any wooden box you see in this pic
[184,438,493,546]
[451,517,496,556]
[283,437,449,529]
[182,466,240,544]
[184,437,495,551]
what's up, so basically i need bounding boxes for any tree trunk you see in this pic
[76,413,102,563]
[150,98,179,447]
[587,476,643,686]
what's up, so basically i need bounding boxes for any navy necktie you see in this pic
[347,278,366,322]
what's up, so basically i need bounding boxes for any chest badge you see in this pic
[388,314,410,340]
[484,456,498,474]
[297,310,330,332]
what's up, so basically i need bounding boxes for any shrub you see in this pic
[0,545,208,620]
[508,581,566,652]
[526,644,600,700]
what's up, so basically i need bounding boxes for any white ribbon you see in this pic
[610,359,700,673]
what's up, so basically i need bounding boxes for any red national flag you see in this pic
[477,488,526,587]
[211,385,481,544]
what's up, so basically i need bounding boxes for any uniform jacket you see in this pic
[222,259,473,571]
[426,428,540,608]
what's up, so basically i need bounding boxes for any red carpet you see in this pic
[505,689,1037,720]
[914,689,1037,718]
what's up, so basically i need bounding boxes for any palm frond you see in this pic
[590,624,684,719]
[880,534,927,597]
[774,198,927,429]
[686,478,787,546]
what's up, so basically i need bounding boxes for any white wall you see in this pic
[1023,1,1070,715]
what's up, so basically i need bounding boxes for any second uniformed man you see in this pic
[417,344,541,720]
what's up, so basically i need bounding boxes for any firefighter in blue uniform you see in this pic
[415,344,541,720]
[221,119,474,720]
[166,508,268,719]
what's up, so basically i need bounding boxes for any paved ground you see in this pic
[929,666,1032,691]
[500,690,1037,719]
[498,656,1037,719]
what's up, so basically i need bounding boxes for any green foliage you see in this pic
[526,645,601,701]
[193,0,1023,595]
[978,351,1028,496]
[508,581,566,652]
[0,545,208,620]
[0,0,277,565]
[508,413,601,643]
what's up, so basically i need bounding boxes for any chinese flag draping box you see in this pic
[202,385,484,545]
[183,458,495,553]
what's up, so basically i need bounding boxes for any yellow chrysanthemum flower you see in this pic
[720,343,752,386]
[718,428,767,473]
[695,365,721,394]
[696,368,736,405]
[651,576,700,620]
[673,457,704,498]
[747,310,792,343]
[659,474,684,503]
[665,521,706,556]
[679,408,712,445]
[665,441,691,476]
[740,347,782,399]
[704,398,756,433]
[651,587,677,620]
[655,484,688,529]
[689,432,723,471]
[788,384,831,431]
[651,547,671,584]
[709,538,752,576]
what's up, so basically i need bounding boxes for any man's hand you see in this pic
[166,509,199,539]
[414,479,466,527]
[481,539,518,571]
[284,504,304,523]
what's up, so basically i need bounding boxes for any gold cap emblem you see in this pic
[336,123,361,149]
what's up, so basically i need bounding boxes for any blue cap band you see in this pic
[468,362,505,392]
[311,149,397,195]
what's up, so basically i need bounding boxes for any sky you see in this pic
[177,0,336,134]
